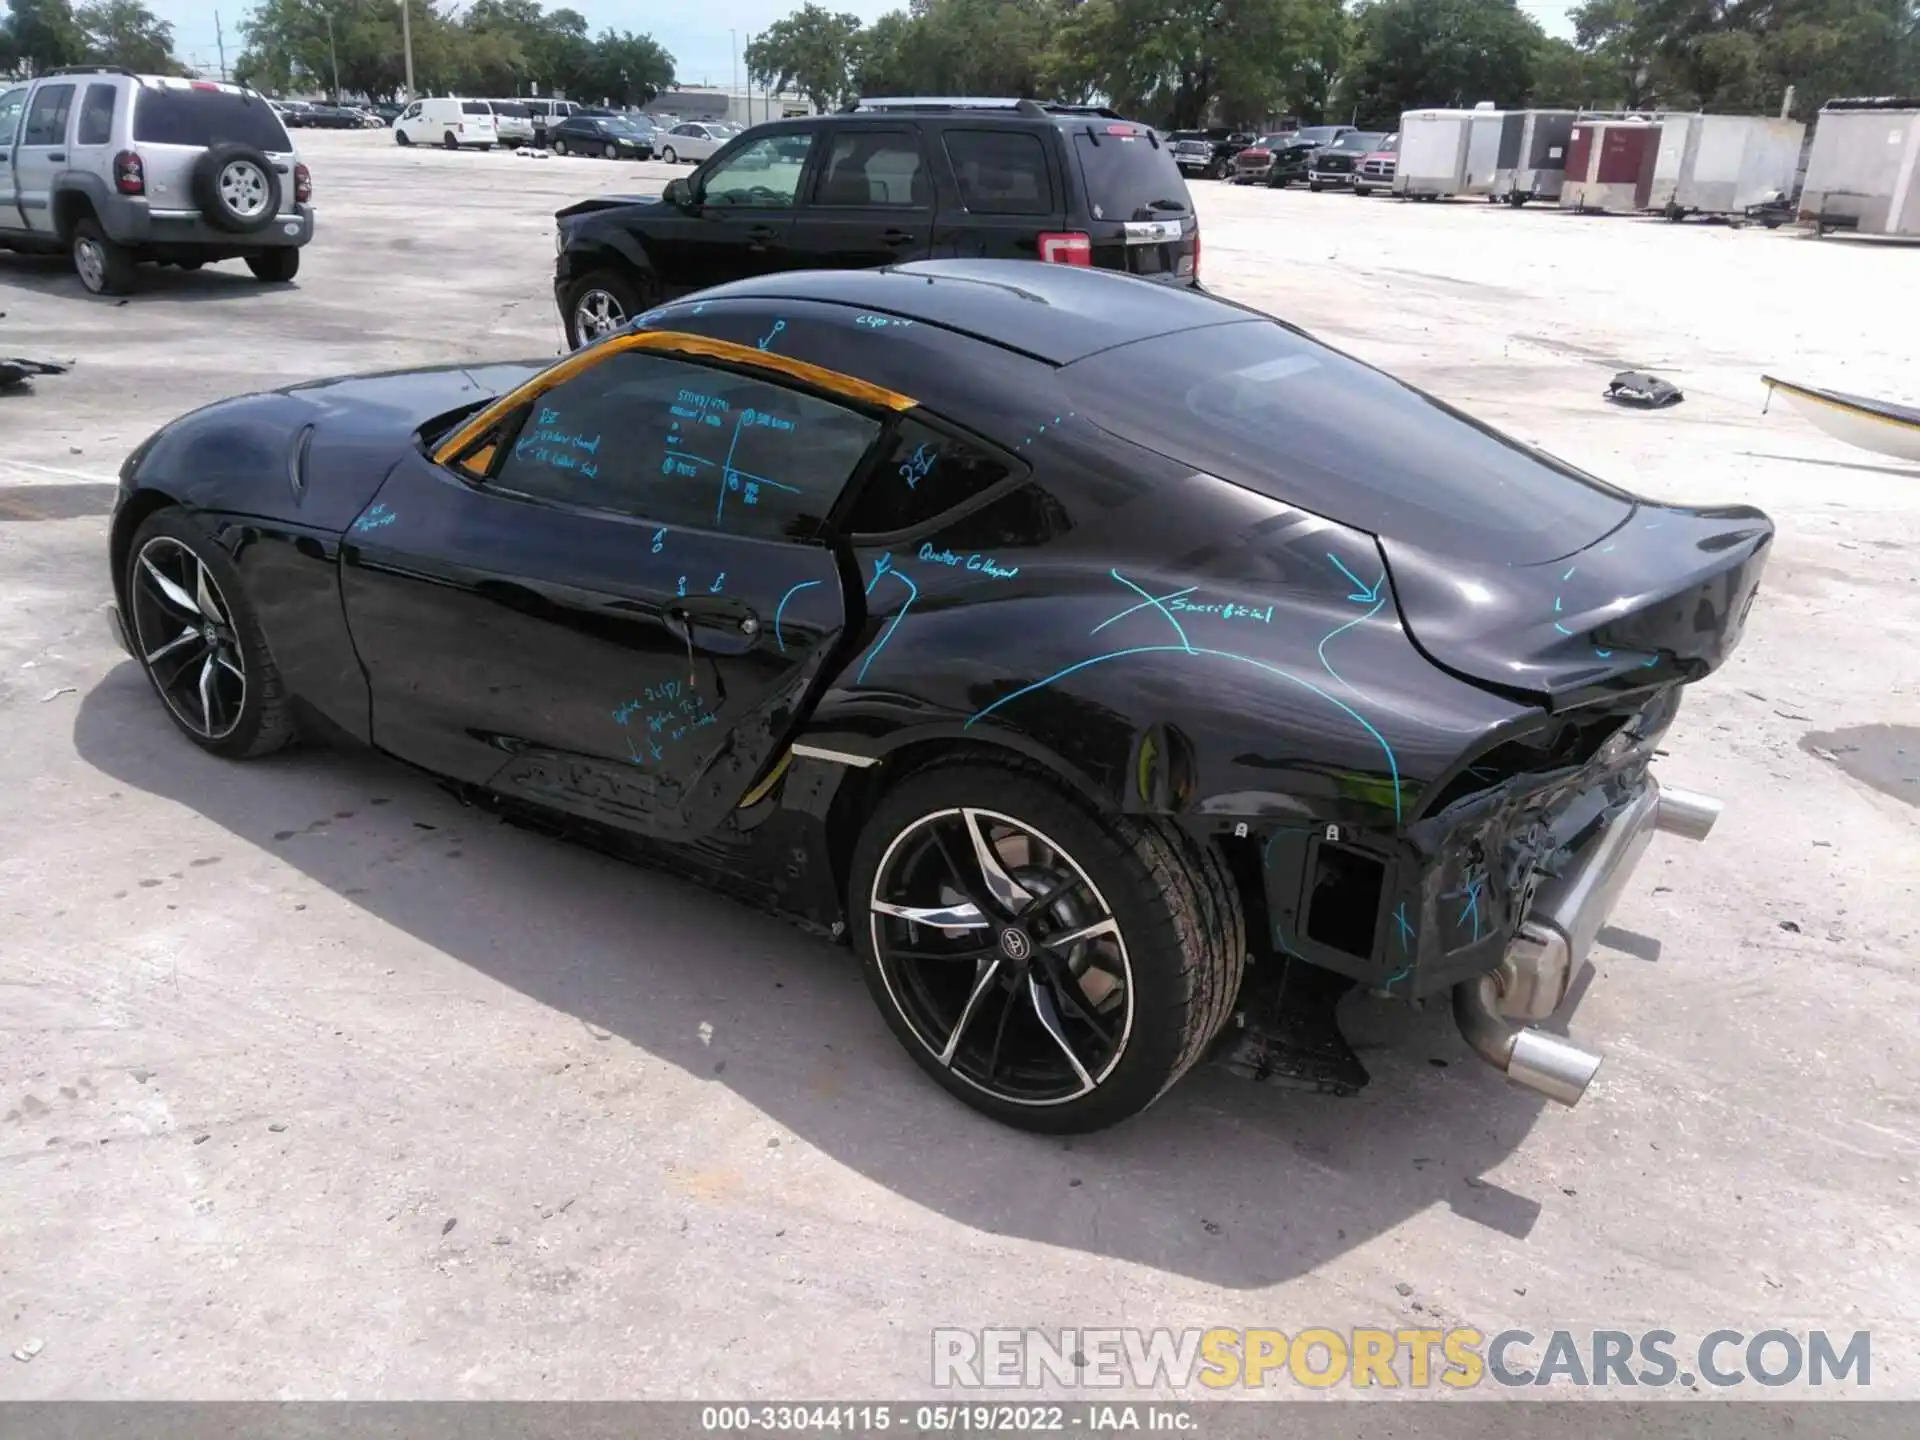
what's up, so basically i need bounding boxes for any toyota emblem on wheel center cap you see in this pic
[998,928,1032,963]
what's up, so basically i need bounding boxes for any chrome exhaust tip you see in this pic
[1653,785,1721,842]
[1453,973,1603,1107]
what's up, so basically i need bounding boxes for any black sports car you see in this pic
[105,261,1769,1133]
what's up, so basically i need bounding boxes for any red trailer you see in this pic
[1560,120,1663,213]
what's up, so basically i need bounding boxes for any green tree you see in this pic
[573,28,673,105]
[745,4,865,111]
[1344,0,1543,124]
[4,0,86,74]
[78,0,177,72]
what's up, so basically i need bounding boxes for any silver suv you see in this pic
[0,68,313,295]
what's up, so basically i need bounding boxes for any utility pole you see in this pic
[325,12,340,101]
[731,29,738,123]
[215,11,227,82]
[400,0,416,100]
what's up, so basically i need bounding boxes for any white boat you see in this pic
[1762,375,1920,463]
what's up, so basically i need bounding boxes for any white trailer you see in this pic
[1796,97,1920,237]
[1660,115,1807,222]
[1462,103,1506,196]
[1393,108,1475,200]
[1646,113,1702,212]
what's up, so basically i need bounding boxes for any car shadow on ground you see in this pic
[0,252,291,301]
[72,665,1564,1290]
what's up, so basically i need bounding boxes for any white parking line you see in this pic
[0,457,117,485]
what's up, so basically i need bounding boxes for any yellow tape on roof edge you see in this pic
[432,329,919,466]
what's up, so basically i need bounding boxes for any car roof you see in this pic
[684,260,1252,366]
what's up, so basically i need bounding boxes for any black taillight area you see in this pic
[1303,841,1385,960]
[113,151,145,196]
[294,162,312,204]
[1423,704,1647,817]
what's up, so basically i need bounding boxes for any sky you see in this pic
[155,1,1579,96]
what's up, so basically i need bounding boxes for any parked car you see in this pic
[548,113,655,160]
[105,259,1767,1132]
[393,97,498,150]
[551,97,1199,348]
[1308,130,1386,191]
[370,102,403,126]
[1351,133,1399,196]
[1229,133,1302,185]
[0,69,312,294]
[657,120,735,164]
[485,100,536,146]
[276,99,318,127]
[1168,128,1257,180]
[1265,124,1357,187]
[519,97,579,145]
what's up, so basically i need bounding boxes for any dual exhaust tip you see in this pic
[1452,783,1721,1108]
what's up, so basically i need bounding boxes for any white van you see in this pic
[519,98,578,145]
[393,97,498,150]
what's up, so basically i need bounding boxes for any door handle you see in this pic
[47,152,66,162]
[881,228,916,245]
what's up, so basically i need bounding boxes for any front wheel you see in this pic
[849,763,1244,1134]
[123,509,297,759]
[246,248,300,282]
[395,129,412,147]
[1353,185,1370,197]
[661,146,678,164]
[561,268,646,349]
[603,143,618,159]
[552,140,568,156]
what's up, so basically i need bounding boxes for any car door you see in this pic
[655,128,817,292]
[13,83,75,235]
[397,101,423,142]
[0,86,28,232]
[788,124,934,272]
[338,341,885,842]
[933,126,1062,262]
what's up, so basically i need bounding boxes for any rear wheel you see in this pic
[443,131,459,150]
[661,145,678,163]
[124,510,297,760]
[552,139,568,156]
[72,218,136,296]
[850,762,1244,1134]
[246,248,300,282]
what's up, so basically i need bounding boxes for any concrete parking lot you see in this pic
[2,128,1917,1400]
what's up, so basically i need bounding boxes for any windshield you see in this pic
[1064,320,1633,565]
[1071,128,1192,219]
[608,117,652,134]
[133,88,291,150]
[1292,127,1345,146]
[1332,132,1382,153]
[1257,134,1292,147]
[1377,134,1400,152]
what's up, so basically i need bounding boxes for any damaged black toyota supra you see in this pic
[106,260,1771,1133]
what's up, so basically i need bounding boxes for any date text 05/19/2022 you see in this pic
[700,1403,1197,1433]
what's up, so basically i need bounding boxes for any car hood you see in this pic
[557,193,664,223]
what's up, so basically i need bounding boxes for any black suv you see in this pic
[551,97,1199,348]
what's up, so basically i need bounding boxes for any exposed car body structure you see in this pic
[105,261,1769,1132]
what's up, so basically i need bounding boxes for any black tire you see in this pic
[246,248,300,282]
[443,131,460,150]
[849,761,1244,1134]
[661,145,678,163]
[603,143,618,159]
[1353,185,1369,197]
[1308,180,1323,192]
[551,139,568,156]
[191,143,283,235]
[561,267,647,349]
[1507,192,1527,208]
[71,217,137,296]
[395,129,412,146]
[123,508,297,760]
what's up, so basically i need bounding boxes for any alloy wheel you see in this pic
[869,807,1134,1107]
[128,535,247,741]
[573,289,626,343]
[73,236,106,293]
[219,159,271,219]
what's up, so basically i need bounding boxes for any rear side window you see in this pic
[133,89,289,150]
[943,130,1053,216]
[23,84,74,146]
[1065,321,1633,565]
[77,84,117,145]
[1070,129,1191,220]
[815,130,929,208]
[463,102,491,116]
[844,418,1018,538]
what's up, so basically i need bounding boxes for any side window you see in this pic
[814,129,929,208]
[0,88,27,148]
[701,132,813,206]
[478,350,884,541]
[402,103,421,120]
[22,84,75,147]
[942,130,1054,216]
[76,84,117,146]
[843,417,1019,538]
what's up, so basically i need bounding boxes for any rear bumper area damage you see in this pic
[1451,776,1720,1105]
